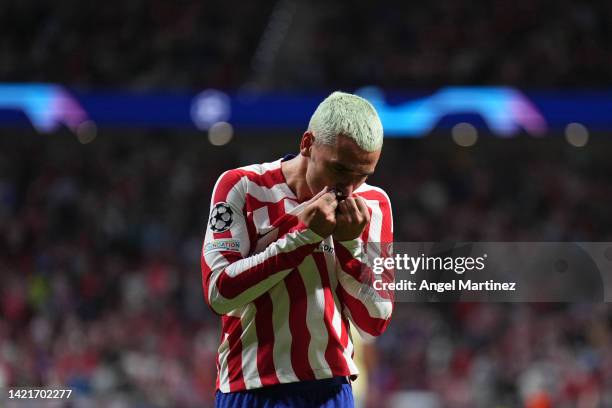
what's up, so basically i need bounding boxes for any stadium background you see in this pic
[1,1,612,407]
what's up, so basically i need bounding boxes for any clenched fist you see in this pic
[299,187,338,238]
[332,196,370,241]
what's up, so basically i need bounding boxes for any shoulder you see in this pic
[236,160,282,176]
[212,159,286,203]
[354,183,392,207]
[215,159,281,186]
[220,159,284,188]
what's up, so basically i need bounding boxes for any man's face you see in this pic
[301,132,381,198]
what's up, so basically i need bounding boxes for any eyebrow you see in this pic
[331,160,374,176]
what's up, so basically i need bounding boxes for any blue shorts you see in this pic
[215,377,354,408]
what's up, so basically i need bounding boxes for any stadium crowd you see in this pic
[286,0,612,89]
[0,132,611,407]
[0,0,276,89]
[1,0,612,89]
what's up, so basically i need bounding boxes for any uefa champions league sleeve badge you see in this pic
[209,202,234,233]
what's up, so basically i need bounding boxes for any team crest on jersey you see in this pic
[208,202,234,233]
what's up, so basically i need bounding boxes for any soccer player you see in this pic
[201,91,394,407]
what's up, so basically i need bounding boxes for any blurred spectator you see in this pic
[2,1,612,89]
[0,0,275,90]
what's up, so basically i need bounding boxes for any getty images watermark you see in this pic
[371,251,515,293]
[361,242,612,302]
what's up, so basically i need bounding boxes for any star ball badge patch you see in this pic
[209,202,234,233]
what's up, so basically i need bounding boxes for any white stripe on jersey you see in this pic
[269,281,300,382]
[252,205,273,232]
[238,160,280,175]
[245,178,291,204]
[299,255,333,379]
[217,332,231,393]
[239,304,262,389]
[239,161,297,200]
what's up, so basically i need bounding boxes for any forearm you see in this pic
[204,227,323,314]
[335,239,393,337]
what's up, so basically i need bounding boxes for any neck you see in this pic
[281,154,312,202]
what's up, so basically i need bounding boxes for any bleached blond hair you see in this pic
[307,91,383,152]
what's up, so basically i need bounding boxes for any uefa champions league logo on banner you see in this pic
[356,86,548,137]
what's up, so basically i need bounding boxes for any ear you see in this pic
[300,131,315,157]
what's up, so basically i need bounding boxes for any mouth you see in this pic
[330,187,347,201]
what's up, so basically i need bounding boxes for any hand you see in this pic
[333,196,370,241]
[298,187,338,237]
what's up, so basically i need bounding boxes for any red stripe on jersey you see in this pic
[313,252,350,374]
[285,268,316,380]
[201,243,212,307]
[337,285,391,337]
[244,194,295,234]
[262,199,304,240]
[215,243,318,299]
[245,194,270,213]
[356,190,393,242]
[213,171,241,203]
[214,230,232,239]
[258,167,285,188]
[233,167,285,190]
[334,242,372,283]
[245,210,258,252]
[272,213,301,238]
[266,195,285,225]
[360,205,373,243]
[216,334,221,390]
[222,315,246,391]
[254,293,280,386]
[340,315,349,348]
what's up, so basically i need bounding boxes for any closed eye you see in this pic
[329,161,373,178]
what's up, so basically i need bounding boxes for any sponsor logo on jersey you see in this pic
[204,238,241,254]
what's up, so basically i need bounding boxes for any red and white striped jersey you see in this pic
[201,156,394,393]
